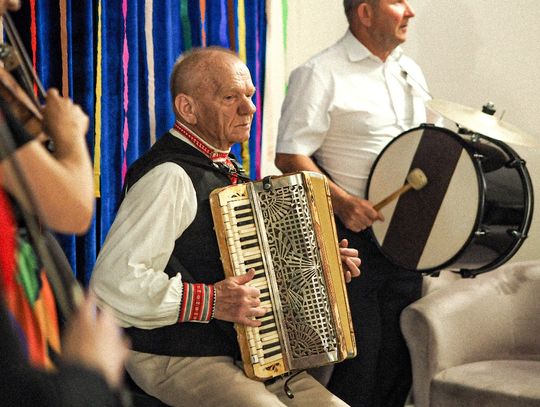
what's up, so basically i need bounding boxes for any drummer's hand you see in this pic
[339,239,361,283]
[333,192,384,232]
[214,269,267,327]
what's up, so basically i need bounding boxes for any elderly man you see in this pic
[275,1,433,406]
[91,46,360,407]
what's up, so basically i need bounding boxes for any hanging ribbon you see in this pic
[200,0,207,47]
[121,0,129,182]
[93,0,103,197]
[59,0,68,97]
[180,0,192,50]
[144,0,156,145]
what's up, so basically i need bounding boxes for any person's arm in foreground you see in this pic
[1,89,93,234]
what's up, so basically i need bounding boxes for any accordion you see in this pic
[210,171,356,381]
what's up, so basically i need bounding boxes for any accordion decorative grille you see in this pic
[258,184,338,358]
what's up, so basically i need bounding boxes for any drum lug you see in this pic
[507,229,527,239]
[475,227,489,237]
[506,158,526,169]
[473,152,485,161]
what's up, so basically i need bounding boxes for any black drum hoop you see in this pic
[459,133,534,277]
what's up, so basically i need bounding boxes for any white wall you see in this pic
[405,0,540,139]
[284,2,347,78]
[283,0,539,262]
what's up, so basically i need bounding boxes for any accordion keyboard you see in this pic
[223,198,284,367]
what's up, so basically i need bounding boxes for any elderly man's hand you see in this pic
[214,269,267,327]
[339,239,361,283]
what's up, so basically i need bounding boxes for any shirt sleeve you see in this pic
[276,64,333,156]
[90,162,198,329]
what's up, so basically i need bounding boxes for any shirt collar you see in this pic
[342,29,404,64]
[171,121,230,162]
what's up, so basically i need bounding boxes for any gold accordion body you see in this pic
[210,171,356,381]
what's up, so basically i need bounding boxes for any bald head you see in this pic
[170,46,240,105]
[168,46,256,150]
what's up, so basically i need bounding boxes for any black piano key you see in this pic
[234,203,251,211]
[241,241,259,250]
[263,310,274,318]
[235,212,252,219]
[237,219,254,227]
[258,313,275,327]
[262,340,280,350]
[259,326,276,335]
[259,321,272,329]
[248,264,264,273]
[245,257,261,266]
[264,348,282,359]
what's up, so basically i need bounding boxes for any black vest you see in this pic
[124,132,243,358]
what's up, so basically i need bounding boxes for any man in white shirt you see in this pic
[91,47,361,407]
[276,1,432,406]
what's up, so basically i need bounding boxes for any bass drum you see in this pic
[366,124,533,276]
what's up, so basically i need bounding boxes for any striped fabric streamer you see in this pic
[121,0,130,182]
[28,1,36,85]
[260,0,287,177]
[237,0,246,63]
[93,0,103,197]
[180,0,192,50]
[236,0,251,176]
[200,0,207,46]
[227,0,236,52]
[29,0,38,96]
[144,0,156,145]
[282,0,288,50]
[59,0,68,97]
[253,6,262,179]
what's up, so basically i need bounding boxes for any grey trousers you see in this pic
[126,351,350,407]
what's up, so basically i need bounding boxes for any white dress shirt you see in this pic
[277,30,432,198]
[91,129,200,328]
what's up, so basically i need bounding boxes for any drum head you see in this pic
[367,125,481,272]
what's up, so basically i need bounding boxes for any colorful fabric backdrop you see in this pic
[7,0,279,285]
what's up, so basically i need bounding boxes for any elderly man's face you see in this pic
[370,0,415,51]
[192,55,256,150]
[0,0,20,15]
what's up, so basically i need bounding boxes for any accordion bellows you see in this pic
[210,171,356,380]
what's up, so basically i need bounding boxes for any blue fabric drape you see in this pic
[9,1,267,285]
[152,1,183,141]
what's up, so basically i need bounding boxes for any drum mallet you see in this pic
[373,168,428,211]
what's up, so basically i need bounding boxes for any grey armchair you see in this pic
[401,261,540,407]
